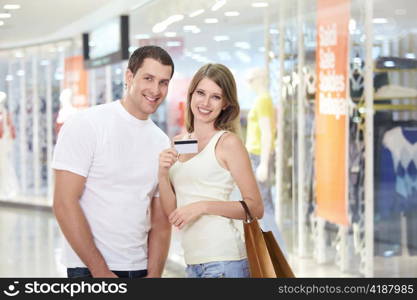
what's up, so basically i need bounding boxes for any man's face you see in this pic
[125,58,172,120]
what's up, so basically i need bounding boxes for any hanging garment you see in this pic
[375,125,417,256]
[0,109,18,199]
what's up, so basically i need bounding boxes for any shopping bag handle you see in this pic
[239,199,255,223]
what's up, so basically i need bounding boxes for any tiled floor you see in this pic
[0,204,415,278]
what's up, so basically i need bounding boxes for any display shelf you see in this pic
[374,68,417,73]
[374,96,417,100]
[374,104,417,111]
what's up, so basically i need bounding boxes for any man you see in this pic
[52,46,174,278]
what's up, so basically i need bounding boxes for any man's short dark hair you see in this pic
[128,45,174,78]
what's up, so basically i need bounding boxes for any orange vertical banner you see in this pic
[315,0,350,225]
[63,55,89,108]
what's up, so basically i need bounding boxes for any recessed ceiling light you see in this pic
[214,35,229,41]
[0,13,11,18]
[193,47,207,52]
[205,18,218,24]
[252,2,268,8]
[373,18,388,24]
[234,42,251,49]
[167,41,181,47]
[183,25,201,33]
[225,11,239,17]
[164,32,177,37]
[211,0,226,11]
[4,4,20,10]
[189,9,204,18]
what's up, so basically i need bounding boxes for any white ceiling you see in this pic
[0,0,416,51]
[0,0,151,49]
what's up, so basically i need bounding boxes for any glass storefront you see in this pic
[1,0,416,277]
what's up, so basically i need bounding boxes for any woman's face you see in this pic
[190,77,226,126]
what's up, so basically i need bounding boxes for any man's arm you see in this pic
[146,196,172,277]
[53,170,116,278]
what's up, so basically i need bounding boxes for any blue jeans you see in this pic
[185,259,250,278]
[67,267,147,278]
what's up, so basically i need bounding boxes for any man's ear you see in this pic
[125,68,134,88]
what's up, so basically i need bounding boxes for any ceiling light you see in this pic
[183,25,197,31]
[135,34,150,39]
[205,18,218,24]
[4,4,20,10]
[164,32,177,37]
[17,70,25,76]
[0,13,11,18]
[0,20,4,26]
[234,42,251,49]
[153,14,184,33]
[214,35,229,41]
[153,23,167,33]
[373,18,388,24]
[183,25,201,34]
[166,41,181,47]
[15,51,24,58]
[269,28,279,34]
[224,11,239,17]
[193,47,207,52]
[211,0,226,11]
[6,75,13,81]
[252,2,269,8]
[189,9,204,18]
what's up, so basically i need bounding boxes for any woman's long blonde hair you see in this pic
[185,63,241,136]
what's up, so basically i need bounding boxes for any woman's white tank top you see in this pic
[169,130,246,265]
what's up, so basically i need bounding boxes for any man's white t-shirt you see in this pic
[52,100,170,271]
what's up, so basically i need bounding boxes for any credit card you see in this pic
[174,139,198,154]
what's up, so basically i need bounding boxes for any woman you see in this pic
[158,63,263,278]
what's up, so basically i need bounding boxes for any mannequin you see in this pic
[245,68,286,253]
[0,91,18,199]
[55,88,78,134]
